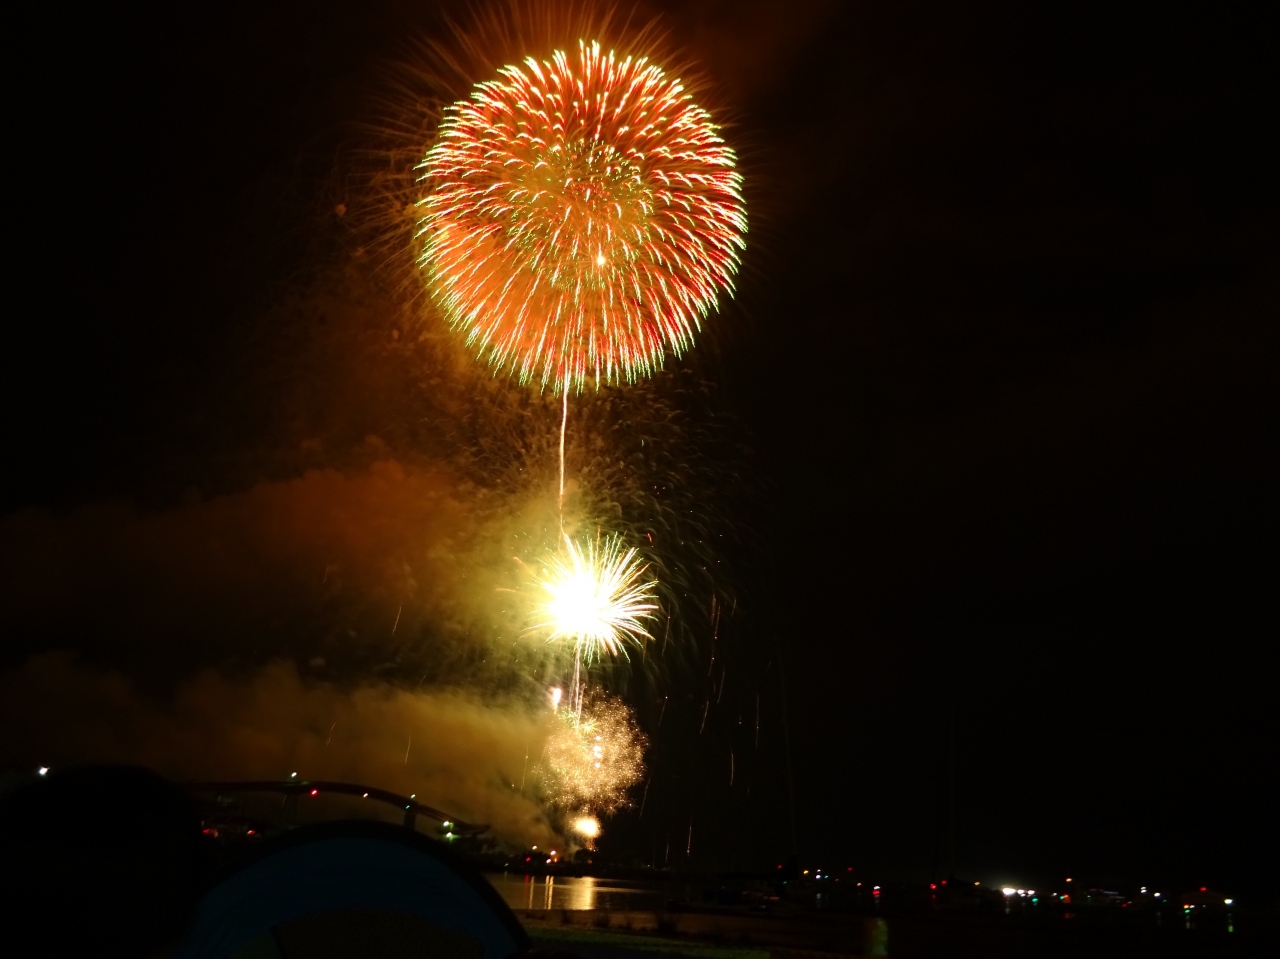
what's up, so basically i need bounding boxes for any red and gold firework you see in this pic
[417,39,746,393]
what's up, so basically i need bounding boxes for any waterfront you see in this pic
[486,873,674,913]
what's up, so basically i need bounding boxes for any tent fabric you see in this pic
[176,820,529,959]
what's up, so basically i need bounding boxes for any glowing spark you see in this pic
[531,532,658,664]
[573,815,601,839]
[541,693,646,813]
[417,40,747,394]
[550,686,563,711]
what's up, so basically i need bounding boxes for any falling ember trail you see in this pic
[559,390,568,516]
[404,735,411,765]
[392,605,401,635]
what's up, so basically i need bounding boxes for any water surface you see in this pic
[486,873,673,913]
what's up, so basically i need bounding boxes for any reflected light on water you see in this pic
[508,874,598,913]
[565,876,597,911]
[494,873,670,913]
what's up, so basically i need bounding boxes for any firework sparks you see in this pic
[531,532,658,664]
[542,693,646,813]
[573,815,601,839]
[417,39,746,393]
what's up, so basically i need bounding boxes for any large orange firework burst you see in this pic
[416,39,746,393]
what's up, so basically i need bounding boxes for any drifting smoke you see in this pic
[0,461,474,671]
[0,456,659,846]
[0,653,558,848]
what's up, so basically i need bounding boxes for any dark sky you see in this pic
[4,1,1275,895]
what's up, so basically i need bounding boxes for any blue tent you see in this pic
[177,821,530,959]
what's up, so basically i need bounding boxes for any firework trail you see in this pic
[417,39,746,396]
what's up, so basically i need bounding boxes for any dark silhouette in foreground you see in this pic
[0,765,208,958]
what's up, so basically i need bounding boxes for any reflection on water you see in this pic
[486,873,673,913]
[866,918,889,957]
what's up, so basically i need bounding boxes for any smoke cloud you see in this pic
[0,458,573,846]
[0,652,557,847]
[0,457,559,679]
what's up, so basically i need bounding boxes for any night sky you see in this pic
[4,2,1274,897]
